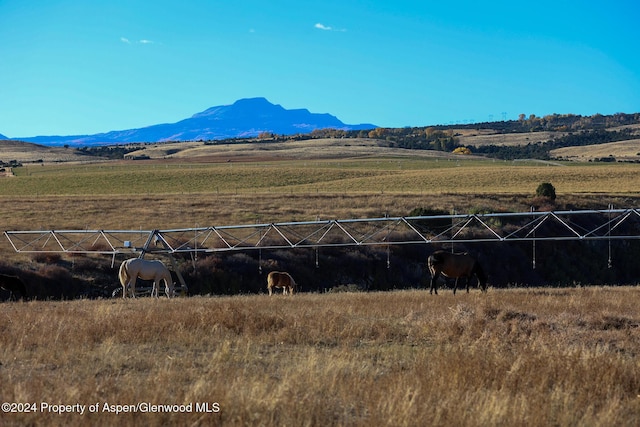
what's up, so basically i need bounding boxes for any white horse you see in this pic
[118,258,174,298]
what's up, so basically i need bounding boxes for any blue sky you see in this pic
[1,0,639,137]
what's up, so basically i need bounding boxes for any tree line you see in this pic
[294,112,640,160]
[73,112,640,161]
[470,127,638,160]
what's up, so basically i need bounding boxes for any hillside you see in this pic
[120,138,477,162]
[453,126,640,162]
[0,140,93,163]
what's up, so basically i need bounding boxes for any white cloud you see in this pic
[314,23,346,32]
[121,37,156,45]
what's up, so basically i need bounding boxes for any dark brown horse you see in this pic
[428,250,487,295]
[0,274,29,301]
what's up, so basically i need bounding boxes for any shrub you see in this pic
[536,182,556,201]
[31,253,62,264]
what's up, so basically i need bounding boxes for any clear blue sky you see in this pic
[1,0,639,138]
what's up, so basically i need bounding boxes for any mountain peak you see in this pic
[232,97,274,107]
[192,97,284,119]
[14,98,377,146]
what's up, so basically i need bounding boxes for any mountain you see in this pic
[0,133,7,139]
[13,98,376,146]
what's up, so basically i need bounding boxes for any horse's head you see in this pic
[169,281,176,297]
[19,284,29,299]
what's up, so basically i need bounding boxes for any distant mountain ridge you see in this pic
[5,98,376,146]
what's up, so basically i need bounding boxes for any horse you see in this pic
[0,273,29,301]
[267,271,298,296]
[427,250,488,295]
[118,258,174,298]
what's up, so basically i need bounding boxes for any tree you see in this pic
[536,182,556,201]
[452,146,471,155]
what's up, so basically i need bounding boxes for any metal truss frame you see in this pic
[5,208,640,258]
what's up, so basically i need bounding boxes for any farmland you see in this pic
[1,150,640,292]
[1,142,640,426]
[5,155,640,198]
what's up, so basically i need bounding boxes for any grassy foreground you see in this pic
[2,287,639,426]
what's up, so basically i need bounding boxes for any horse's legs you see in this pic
[430,272,440,295]
[122,279,135,298]
[128,279,136,298]
[465,276,471,293]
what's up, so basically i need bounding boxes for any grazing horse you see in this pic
[118,258,174,298]
[267,271,298,296]
[428,250,487,295]
[0,273,28,301]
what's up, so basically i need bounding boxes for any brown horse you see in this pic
[267,271,297,296]
[428,250,487,295]
[0,274,29,301]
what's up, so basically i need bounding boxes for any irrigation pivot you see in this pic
[5,208,640,256]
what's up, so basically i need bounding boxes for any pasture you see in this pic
[2,288,639,426]
[1,152,640,425]
[5,156,640,197]
[1,156,639,255]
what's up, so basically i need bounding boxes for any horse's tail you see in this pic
[427,252,444,274]
[118,260,129,287]
[428,251,446,265]
[267,272,274,287]
[266,271,275,295]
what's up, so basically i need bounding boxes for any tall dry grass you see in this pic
[1,287,639,426]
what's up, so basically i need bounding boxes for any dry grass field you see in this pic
[2,288,639,426]
[2,140,640,425]
[5,153,640,198]
[0,140,89,163]
[551,139,640,162]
